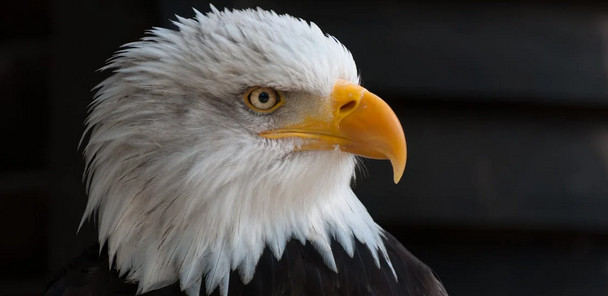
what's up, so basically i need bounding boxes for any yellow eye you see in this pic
[245,87,283,113]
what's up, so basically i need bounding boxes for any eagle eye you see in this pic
[245,87,283,113]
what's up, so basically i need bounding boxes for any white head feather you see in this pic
[82,5,394,296]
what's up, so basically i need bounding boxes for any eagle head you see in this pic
[81,5,406,296]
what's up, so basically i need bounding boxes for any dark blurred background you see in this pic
[2,0,608,295]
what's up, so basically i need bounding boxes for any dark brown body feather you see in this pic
[45,232,447,296]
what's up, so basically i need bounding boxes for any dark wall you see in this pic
[2,1,608,295]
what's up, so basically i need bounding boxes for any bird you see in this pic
[45,5,448,296]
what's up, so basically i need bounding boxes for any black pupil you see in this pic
[258,92,270,104]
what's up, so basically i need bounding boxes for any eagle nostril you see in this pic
[339,100,357,115]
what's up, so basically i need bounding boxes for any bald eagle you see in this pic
[45,6,448,296]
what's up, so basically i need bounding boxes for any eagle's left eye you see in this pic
[245,87,283,113]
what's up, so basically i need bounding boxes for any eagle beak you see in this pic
[260,79,407,183]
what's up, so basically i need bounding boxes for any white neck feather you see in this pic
[83,132,393,296]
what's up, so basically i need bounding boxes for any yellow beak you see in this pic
[259,79,407,183]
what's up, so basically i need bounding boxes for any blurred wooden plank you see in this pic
[0,41,50,172]
[357,101,608,230]
[0,278,50,296]
[0,190,47,279]
[47,0,158,276]
[386,225,608,296]
[0,170,50,193]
